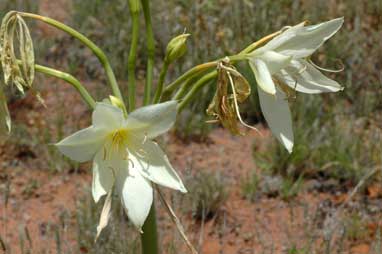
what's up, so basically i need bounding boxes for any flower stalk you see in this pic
[141,203,159,254]
[34,63,96,109]
[127,0,141,111]
[141,0,155,106]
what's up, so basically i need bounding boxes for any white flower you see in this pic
[247,18,344,153]
[56,101,186,231]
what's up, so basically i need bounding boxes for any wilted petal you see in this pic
[128,139,187,193]
[92,148,115,203]
[277,59,343,93]
[249,59,276,95]
[117,165,153,231]
[92,102,124,130]
[125,101,177,139]
[0,87,11,135]
[55,126,108,163]
[275,18,344,58]
[257,86,294,153]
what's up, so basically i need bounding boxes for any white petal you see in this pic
[260,22,307,52]
[0,87,11,135]
[277,59,343,93]
[92,102,124,129]
[92,148,115,203]
[276,18,344,58]
[258,86,294,153]
[117,165,153,231]
[55,126,108,162]
[128,139,187,193]
[249,59,276,95]
[125,101,177,139]
[250,50,292,74]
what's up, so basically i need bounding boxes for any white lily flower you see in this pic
[247,18,344,152]
[56,101,186,231]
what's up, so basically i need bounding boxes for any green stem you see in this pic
[141,203,158,254]
[162,61,217,99]
[17,12,124,108]
[177,71,217,112]
[152,61,169,103]
[35,64,96,109]
[127,3,141,111]
[141,0,155,106]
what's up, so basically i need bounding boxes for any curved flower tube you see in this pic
[247,17,344,153]
[55,101,187,232]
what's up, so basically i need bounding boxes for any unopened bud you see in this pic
[165,33,190,64]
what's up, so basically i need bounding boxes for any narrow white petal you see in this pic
[258,86,294,153]
[128,139,187,193]
[276,18,344,58]
[117,166,153,231]
[125,101,177,139]
[92,102,124,129]
[249,59,276,95]
[55,126,108,162]
[92,148,115,203]
[277,59,343,93]
[0,87,11,135]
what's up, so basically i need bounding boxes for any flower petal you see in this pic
[249,59,276,95]
[125,101,177,139]
[117,165,153,231]
[92,102,124,129]
[55,126,108,162]
[275,18,344,58]
[128,139,187,193]
[250,50,292,74]
[0,87,11,136]
[257,85,294,153]
[92,148,115,203]
[277,59,343,93]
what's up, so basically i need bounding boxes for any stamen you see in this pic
[226,71,262,135]
[308,58,344,73]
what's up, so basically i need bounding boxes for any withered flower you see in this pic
[0,11,35,93]
[207,58,255,135]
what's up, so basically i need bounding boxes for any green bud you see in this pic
[165,33,190,64]
[109,95,128,117]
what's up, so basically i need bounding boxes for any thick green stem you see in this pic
[127,3,140,111]
[141,0,155,106]
[152,61,169,103]
[35,64,96,109]
[177,71,217,112]
[17,12,124,108]
[141,202,159,254]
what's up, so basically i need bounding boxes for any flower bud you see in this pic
[165,33,190,64]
